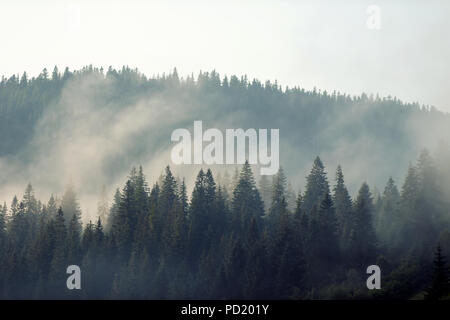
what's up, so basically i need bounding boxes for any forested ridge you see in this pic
[1,66,450,299]
[1,66,450,193]
[1,152,450,299]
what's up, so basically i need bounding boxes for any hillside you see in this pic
[0,66,449,206]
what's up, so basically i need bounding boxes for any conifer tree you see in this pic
[349,183,377,267]
[258,175,272,213]
[332,165,353,250]
[425,245,449,300]
[377,177,400,247]
[0,203,6,255]
[286,182,297,213]
[159,166,178,216]
[188,169,214,262]
[61,181,82,231]
[231,161,264,232]
[106,189,121,232]
[97,185,109,225]
[302,156,330,214]
[268,167,287,224]
[47,195,58,220]
[67,213,82,264]
[179,178,189,216]
[49,208,68,296]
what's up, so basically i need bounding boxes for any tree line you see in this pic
[1,150,449,299]
[1,66,449,193]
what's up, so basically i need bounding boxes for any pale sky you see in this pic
[1,0,449,111]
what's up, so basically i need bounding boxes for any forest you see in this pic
[1,66,450,195]
[0,66,450,299]
[0,152,449,299]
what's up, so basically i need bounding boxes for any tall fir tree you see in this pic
[349,183,377,267]
[332,165,353,250]
[425,245,450,300]
[258,175,272,213]
[61,181,82,232]
[302,156,330,214]
[268,167,287,224]
[231,161,264,232]
[377,177,401,248]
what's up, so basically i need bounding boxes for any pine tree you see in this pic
[242,217,267,299]
[52,66,60,81]
[67,213,82,264]
[0,203,6,255]
[399,164,426,256]
[49,208,68,297]
[269,195,305,298]
[286,182,297,213]
[82,221,95,255]
[332,165,353,250]
[349,183,377,267]
[306,192,339,283]
[415,150,440,257]
[425,245,450,300]
[97,185,109,225]
[10,196,19,220]
[106,188,121,232]
[221,169,232,204]
[302,156,330,214]
[377,177,400,247]
[179,178,189,217]
[47,194,58,220]
[23,183,38,215]
[112,180,134,263]
[258,175,272,213]
[294,192,308,241]
[133,166,150,221]
[61,181,82,231]
[159,166,178,215]
[188,169,214,262]
[231,161,264,232]
[94,217,104,252]
[159,166,185,266]
[268,167,287,224]
[213,186,229,240]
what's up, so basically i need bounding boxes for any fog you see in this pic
[1,68,450,222]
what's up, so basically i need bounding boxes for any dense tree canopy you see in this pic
[1,67,450,299]
[0,150,449,299]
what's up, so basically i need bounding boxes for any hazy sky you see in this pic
[1,0,449,111]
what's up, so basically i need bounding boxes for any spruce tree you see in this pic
[231,161,264,232]
[377,177,400,247]
[0,203,6,256]
[47,194,58,220]
[179,178,189,217]
[97,185,109,225]
[61,181,82,231]
[302,156,330,214]
[425,245,450,300]
[258,175,272,213]
[49,208,68,296]
[332,165,353,250]
[268,167,287,224]
[188,169,214,262]
[349,183,377,267]
[67,213,82,264]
